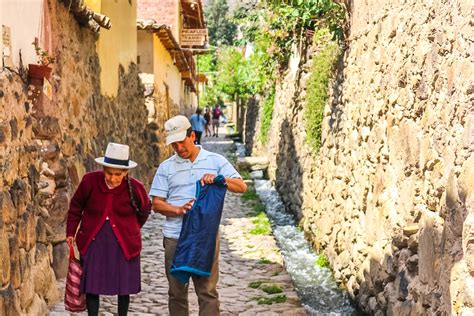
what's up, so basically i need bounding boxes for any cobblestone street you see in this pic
[50,129,306,316]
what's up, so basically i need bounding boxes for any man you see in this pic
[211,105,222,137]
[149,115,247,315]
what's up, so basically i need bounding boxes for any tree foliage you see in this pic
[235,0,345,64]
[205,0,237,46]
[201,0,346,148]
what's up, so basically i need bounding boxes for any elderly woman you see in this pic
[66,142,151,316]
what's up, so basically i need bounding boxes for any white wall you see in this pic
[1,0,45,67]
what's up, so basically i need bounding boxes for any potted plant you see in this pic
[28,38,55,82]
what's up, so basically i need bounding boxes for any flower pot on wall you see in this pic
[27,64,53,115]
[28,64,52,84]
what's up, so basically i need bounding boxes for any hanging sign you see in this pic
[2,25,13,68]
[181,28,207,46]
[182,29,208,36]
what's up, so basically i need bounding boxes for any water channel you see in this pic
[254,180,358,315]
[236,144,358,315]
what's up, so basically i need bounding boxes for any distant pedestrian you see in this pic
[66,142,151,316]
[203,107,211,137]
[149,115,247,316]
[212,105,222,137]
[189,108,207,145]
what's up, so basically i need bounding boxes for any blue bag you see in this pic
[170,175,227,284]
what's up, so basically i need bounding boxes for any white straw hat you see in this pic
[95,142,138,169]
[165,115,191,145]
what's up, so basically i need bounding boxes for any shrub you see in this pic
[315,253,330,268]
[259,88,275,145]
[304,28,340,151]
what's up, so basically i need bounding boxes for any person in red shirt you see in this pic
[66,142,151,316]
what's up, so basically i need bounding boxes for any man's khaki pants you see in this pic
[164,237,220,316]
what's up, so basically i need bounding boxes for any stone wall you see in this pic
[245,0,473,314]
[0,0,157,314]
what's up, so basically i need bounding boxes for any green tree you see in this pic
[215,47,252,100]
[205,0,237,46]
[197,52,217,73]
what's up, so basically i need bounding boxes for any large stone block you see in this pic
[32,116,60,140]
[37,141,60,161]
[8,238,20,289]
[236,156,270,172]
[25,294,48,316]
[18,249,27,286]
[8,179,29,217]
[16,212,36,251]
[0,284,19,316]
[32,244,59,304]
[0,224,10,286]
[463,215,474,275]
[36,217,48,243]
[0,191,16,225]
[18,270,34,310]
[52,242,69,280]
[458,156,474,205]
[464,277,474,307]
[418,218,436,286]
[46,189,69,234]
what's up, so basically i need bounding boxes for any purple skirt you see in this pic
[80,221,141,295]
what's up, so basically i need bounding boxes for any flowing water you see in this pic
[253,180,357,315]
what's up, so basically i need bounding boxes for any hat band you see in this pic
[104,156,129,166]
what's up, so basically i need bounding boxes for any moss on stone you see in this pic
[261,284,283,294]
[249,281,263,289]
[315,253,330,268]
[256,294,287,305]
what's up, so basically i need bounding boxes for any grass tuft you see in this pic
[261,284,283,294]
[315,254,330,268]
[241,186,259,201]
[249,281,263,289]
[250,212,271,235]
[256,294,287,305]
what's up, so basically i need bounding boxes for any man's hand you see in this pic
[200,173,216,186]
[178,199,196,215]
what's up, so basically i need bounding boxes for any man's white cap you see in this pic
[165,115,192,145]
[95,142,138,169]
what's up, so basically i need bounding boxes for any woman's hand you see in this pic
[66,236,74,246]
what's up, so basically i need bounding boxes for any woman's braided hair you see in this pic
[126,175,148,215]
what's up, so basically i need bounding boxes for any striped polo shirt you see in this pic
[149,146,241,239]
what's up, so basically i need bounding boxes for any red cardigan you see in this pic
[66,171,151,260]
